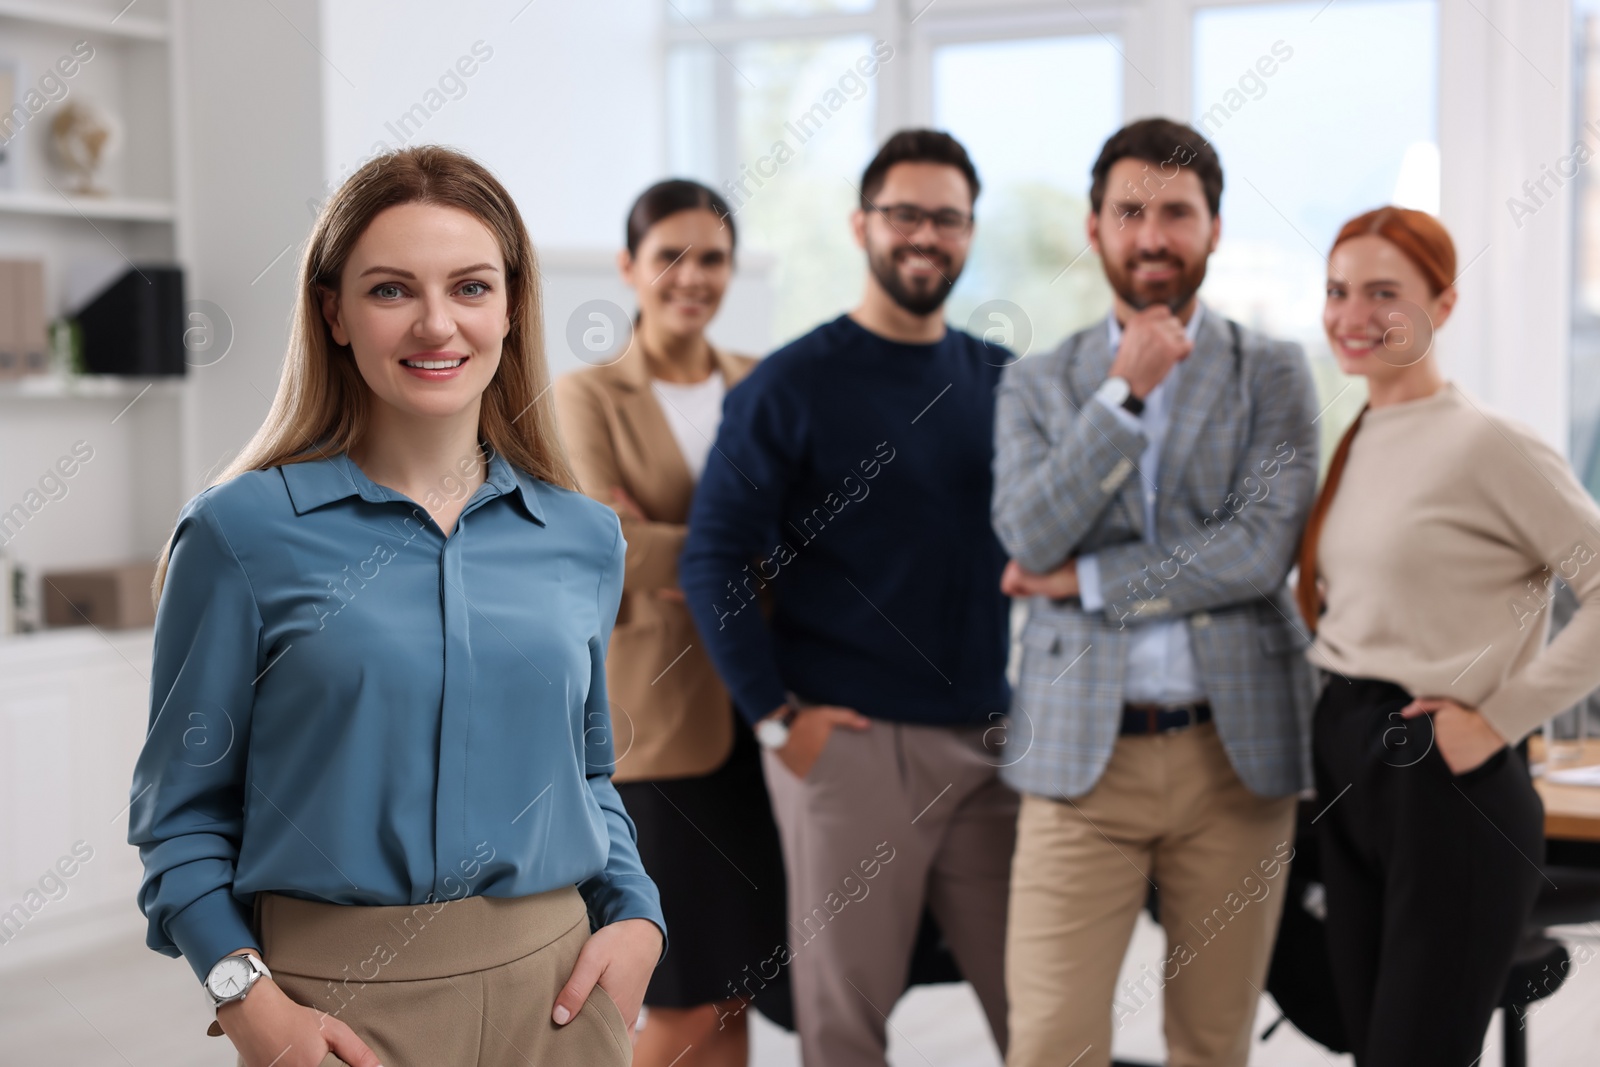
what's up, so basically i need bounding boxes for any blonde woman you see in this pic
[128,146,662,1067]
[555,179,791,1067]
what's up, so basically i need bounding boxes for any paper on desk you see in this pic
[1545,764,1600,787]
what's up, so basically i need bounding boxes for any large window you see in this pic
[668,17,884,344]
[1192,0,1438,462]
[667,4,1126,351]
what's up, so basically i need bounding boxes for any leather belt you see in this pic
[1120,701,1212,735]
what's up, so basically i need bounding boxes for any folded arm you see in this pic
[991,357,1150,575]
[1093,345,1319,625]
[554,373,687,592]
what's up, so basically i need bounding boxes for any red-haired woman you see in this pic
[1298,206,1600,1064]
[128,146,662,1067]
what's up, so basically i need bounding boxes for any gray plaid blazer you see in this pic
[992,310,1320,800]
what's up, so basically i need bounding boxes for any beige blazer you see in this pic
[553,344,758,783]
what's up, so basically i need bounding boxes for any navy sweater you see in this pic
[680,314,1011,727]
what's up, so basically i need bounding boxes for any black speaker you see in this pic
[75,265,187,376]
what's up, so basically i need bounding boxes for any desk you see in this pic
[1529,737,1600,842]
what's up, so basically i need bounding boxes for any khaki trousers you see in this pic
[216,886,630,1067]
[1006,722,1296,1067]
[761,719,1018,1067]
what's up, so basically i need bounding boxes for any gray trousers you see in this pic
[761,718,1018,1067]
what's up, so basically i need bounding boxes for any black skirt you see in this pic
[615,714,795,1029]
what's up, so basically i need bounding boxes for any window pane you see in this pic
[1573,0,1600,496]
[733,0,873,15]
[669,36,881,344]
[1193,0,1437,463]
[934,35,1123,354]
[670,0,874,18]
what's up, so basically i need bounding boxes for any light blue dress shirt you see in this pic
[128,448,664,981]
[1077,307,1208,705]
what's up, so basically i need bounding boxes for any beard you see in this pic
[866,239,962,316]
[1103,250,1209,314]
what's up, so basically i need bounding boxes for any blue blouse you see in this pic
[127,449,664,981]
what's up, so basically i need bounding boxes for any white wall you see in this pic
[320,0,666,250]
[319,0,774,371]
[173,0,329,487]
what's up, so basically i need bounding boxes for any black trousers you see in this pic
[1312,674,1545,1066]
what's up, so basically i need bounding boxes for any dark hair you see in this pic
[859,129,981,210]
[1331,206,1456,295]
[625,179,736,257]
[1089,118,1224,217]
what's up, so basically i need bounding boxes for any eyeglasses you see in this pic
[870,203,974,236]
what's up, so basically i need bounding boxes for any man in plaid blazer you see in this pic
[992,119,1319,1066]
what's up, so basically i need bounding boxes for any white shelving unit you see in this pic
[0,188,175,222]
[0,0,191,619]
[0,0,168,40]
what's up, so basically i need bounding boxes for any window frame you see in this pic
[665,0,1575,455]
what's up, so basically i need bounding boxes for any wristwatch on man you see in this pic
[1095,375,1145,416]
[205,950,272,1010]
[756,699,801,750]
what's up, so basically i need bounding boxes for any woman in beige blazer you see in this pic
[554,180,791,1067]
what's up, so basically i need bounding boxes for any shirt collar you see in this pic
[1106,301,1206,350]
[280,445,547,526]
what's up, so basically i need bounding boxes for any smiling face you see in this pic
[1089,157,1219,316]
[1324,234,1456,382]
[852,161,974,316]
[320,202,510,425]
[619,207,733,340]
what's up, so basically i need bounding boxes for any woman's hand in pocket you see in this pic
[552,918,664,1040]
[1401,697,1508,775]
[217,974,381,1067]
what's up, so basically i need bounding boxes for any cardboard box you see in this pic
[0,261,19,380]
[14,260,47,375]
[42,561,158,630]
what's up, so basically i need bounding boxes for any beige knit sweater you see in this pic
[1310,381,1600,742]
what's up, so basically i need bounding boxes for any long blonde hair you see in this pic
[155,146,577,595]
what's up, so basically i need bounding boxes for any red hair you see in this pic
[1330,206,1456,295]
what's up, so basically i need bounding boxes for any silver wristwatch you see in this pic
[756,700,801,750]
[205,951,272,1008]
[1095,375,1144,416]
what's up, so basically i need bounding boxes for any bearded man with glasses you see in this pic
[681,129,1017,1067]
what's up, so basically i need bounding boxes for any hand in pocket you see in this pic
[1400,697,1507,776]
[776,706,869,779]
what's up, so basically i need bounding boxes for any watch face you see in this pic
[755,719,789,749]
[208,956,251,999]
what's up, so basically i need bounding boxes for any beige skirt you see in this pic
[211,885,631,1066]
